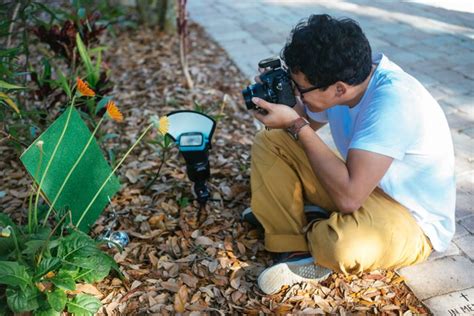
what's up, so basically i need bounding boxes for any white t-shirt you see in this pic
[306,53,456,252]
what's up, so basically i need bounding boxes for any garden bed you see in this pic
[0,19,430,315]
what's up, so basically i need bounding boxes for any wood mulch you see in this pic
[0,22,430,315]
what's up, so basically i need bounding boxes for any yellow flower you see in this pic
[157,116,169,135]
[76,77,95,97]
[106,100,123,122]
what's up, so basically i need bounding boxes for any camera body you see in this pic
[242,57,296,110]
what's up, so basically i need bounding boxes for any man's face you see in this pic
[290,71,339,112]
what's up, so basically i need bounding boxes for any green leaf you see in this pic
[0,92,20,114]
[72,252,115,283]
[66,294,101,316]
[0,261,32,291]
[76,34,97,86]
[22,239,46,256]
[6,286,40,313]
[51,270,76,291]
[78,7,86,19]
[41,58,52,82]
[55,67,71,98]
[57,231,102,260]
[95,96,111,114]
[0,80,25,90]
[35,257,61,279]
[47,288,67,312]
[35,308,61,316]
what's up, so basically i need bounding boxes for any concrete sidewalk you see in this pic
[188,0,474,314]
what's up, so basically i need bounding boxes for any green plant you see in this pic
[0,74,170,314]
[145,129,174,190]
[0,215,117,315]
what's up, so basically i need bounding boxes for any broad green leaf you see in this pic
[35,308,61,316]
[66,294,101,316]
[6,286,40,312]
[57,231,101,260]
[47,288,67,312]
[0,92,20,114]
[22,239,46,256]
[0,213,16,227]
[76,34,97,85]
[0,80,25,90]
[35,257,61,279]
[51,270,76,291]
[73,254,113,283]
[0,261,32,290]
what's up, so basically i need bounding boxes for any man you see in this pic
[244,14,456,295]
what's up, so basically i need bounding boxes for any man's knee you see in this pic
[308,220,385,274]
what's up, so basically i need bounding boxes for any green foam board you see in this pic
[20,107,121,232]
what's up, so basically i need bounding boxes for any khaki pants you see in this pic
[250,129,432,274]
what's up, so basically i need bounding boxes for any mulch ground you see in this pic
[0,23,430,315]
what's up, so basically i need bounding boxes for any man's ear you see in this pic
[334,82,347,97]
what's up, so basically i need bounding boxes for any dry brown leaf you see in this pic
[174,285,188,313]
[180,273,199,288]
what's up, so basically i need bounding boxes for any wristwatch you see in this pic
[287,117,310,140]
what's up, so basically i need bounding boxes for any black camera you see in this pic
[242,57,296,110]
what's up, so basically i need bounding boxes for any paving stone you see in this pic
[189,0,474,308]
[456,191,474,219]
[438,100,459,115]
[455,234,474,260]
[462,126,474,138]
[399,256,474,300]
[427,242,460,261]
[446,112,473,132]
[459,215,474,234]
[453,221,470,241]
[452,131,473,161]
[423,287,474,316]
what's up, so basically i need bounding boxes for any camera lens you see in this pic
[242,83,266,110]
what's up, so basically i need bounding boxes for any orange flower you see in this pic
[106,100,123,122]
[76,77,95,97]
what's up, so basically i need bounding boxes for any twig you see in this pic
[0,130,29,148]
[177,0,194,89]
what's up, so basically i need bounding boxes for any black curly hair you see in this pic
[282,14,372,89]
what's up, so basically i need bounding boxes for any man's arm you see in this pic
[297,124,393,213]
[252,96,393,214]
[293,98,327,132]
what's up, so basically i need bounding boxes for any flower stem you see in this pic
[34,101,75,227]
[29,145,44,233]
[76,123,154,228]
[42,116,105,226]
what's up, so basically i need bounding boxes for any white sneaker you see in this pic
[257,256,331,295]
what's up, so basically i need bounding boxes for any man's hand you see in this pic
[252,97,300,129]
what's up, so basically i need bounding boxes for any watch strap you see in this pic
[287,117,309,140]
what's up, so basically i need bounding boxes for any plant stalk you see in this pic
[144,149,168,190]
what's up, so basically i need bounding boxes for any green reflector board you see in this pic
[20,107,120,232]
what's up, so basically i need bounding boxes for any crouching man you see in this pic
[244,14,456,295]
